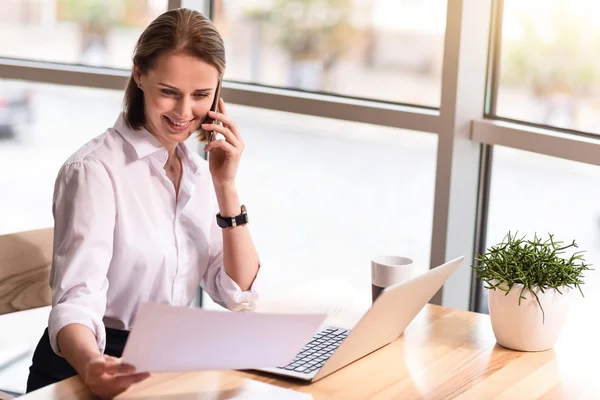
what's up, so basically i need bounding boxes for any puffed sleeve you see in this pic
[200,204,261,311]
[48,159,115,357]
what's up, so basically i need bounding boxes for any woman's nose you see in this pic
[175,97,193,119]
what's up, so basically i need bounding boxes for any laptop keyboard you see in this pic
[277,327,349,374]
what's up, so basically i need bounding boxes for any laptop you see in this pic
[255,256,464,382]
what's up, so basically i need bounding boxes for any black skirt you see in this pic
[26,327,129,393]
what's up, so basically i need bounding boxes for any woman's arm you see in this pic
[58,324,149,399]
[214,183,259,291]
[50,160,150,398]
[203,99,260,292]
[57,324,101,374]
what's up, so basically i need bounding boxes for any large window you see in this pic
[0,0,167,68]
[202,104,438,311]
[496,0,600,134]
[0,79,202,235]
[0,79,122,234]
[478,145,600,312]
[2,0,598,319]
[0,78,437,315]
[212,0,447,107]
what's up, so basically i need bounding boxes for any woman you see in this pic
[26,8,260,398]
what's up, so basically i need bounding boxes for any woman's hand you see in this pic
[202,98,245,188]
[82,355,150,399]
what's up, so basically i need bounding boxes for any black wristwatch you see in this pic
[216,205,249,228]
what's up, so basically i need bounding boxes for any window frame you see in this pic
[1,0,598,312]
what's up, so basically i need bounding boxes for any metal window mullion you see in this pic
[208,0,215,20]
[430,0,493,310]
[470,143,494,312]
[221,83,441,133]
[168,0,183,10]
[0,58,441,133]
[472,119,600,167]
[484,0,504,117]
[0,59,129,90]
[470,0,503,313]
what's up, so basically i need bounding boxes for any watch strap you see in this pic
[216,205,248,228]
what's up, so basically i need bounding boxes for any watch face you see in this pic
[217,217,229,228]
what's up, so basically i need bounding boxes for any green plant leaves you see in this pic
[473,232,592,323]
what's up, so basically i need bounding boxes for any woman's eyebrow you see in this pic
[158,83,212,92]
[158,83,179,90]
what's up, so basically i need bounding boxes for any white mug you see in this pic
[371,255,414,303]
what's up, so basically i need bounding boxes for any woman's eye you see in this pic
[161,90,177,96]
[193,93,209,99]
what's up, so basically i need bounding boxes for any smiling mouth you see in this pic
[164,116,194,131]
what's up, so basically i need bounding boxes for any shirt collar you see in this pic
[114,113,204,176]
[113,113,166,160]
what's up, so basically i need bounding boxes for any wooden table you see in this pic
[16,300,599,400]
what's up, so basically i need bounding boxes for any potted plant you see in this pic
[473,232,591,352]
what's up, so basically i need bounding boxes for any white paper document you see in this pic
[121,302,326,372]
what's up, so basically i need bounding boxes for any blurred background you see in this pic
[2,0,599,126]
[1,0,599,320]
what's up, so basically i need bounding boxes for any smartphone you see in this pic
[202,78,222,143]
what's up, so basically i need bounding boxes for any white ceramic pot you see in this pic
[488,282,572,352]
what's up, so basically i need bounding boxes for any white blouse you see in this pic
[48,114,259,357]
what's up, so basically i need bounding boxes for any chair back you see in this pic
[0,228,53,316]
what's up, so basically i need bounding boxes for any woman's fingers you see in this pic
[89,355,135,375]
[212,99,235,130]
[208,100,244,145]
[218,97,227,115]
[84,355,150,399]
[202,123,242,149]
[207,110,236,133]
[204,136,238,156]
[103,360,136,375]
[112,371,152,388]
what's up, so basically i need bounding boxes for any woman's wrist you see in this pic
[212,179,235,192]
[57,324,102,377]
[213,181,241,216]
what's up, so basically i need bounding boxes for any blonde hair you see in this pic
[123,8,225,141]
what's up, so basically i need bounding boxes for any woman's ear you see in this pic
[133,64,143,89]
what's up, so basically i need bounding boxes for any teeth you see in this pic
[168,117,190,127]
